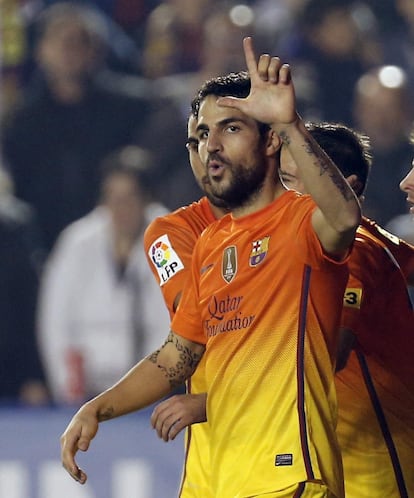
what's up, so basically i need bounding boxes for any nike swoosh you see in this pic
[200,263,214,275]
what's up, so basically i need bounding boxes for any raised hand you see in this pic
[217,37,298,128]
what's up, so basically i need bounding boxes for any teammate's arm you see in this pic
[60,332,205,484]
[151,392,207,441]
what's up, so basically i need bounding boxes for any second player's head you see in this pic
[280,122,372,198]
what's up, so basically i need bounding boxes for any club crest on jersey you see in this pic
[222,246,237,283]
[149,234,184,286]
[249,236,270,267]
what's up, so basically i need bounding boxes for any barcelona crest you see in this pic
[249,236,270,267]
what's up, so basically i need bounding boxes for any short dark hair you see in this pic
[191,71,271,137]
[306,122,372,196]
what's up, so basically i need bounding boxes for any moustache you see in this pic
[207,152,229,168]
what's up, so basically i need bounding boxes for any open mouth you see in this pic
[208,160,226,178]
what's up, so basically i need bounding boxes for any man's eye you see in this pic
[227,125,239,133]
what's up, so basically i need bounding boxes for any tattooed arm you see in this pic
[277,121,360,257]
[60,331,205,484]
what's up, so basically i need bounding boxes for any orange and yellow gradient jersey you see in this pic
[337,217,414,498]
[172,190,349,498]
[144,196,216,498]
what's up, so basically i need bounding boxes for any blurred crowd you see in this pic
[0,0,413,406]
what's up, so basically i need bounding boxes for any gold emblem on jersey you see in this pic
[222,245,237,283]
[249,236,270,267]
[343,287,362,309]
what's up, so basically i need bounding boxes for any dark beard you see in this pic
[205,191,230,209]
[209,160,268,210]
[198,175,230,209]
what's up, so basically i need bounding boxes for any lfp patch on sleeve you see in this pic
[148,234,185,286]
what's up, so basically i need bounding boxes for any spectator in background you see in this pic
[1,2,152,252]
[37,145,170,405]
[277,0,379,125]
[141,0,211,79]
[0,0,32,116]
[0,166,48,405]
[381,0,414,94]
[361,0,402,35]
[0,165,45,271]
[252,0,306,50]
[111,0,156,41]
[352,65,413,225]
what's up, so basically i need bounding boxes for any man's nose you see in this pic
[206,131,222,153]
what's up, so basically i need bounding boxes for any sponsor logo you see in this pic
[204,294,255,337]
[343,287,362,309]
[148,234,184,286]
[249,236,270,267]
[222,246,237,283]
[275,454,293,466]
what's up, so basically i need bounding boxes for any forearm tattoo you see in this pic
[280,131,353,201]
[148,332,202,389]
[279,130,291,146]
[98,407,115,422]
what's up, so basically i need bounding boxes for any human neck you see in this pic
[231,177,286,219]
[210,203,230,220]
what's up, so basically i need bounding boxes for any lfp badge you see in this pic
[149,234,184,285]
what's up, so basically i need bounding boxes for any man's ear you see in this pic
[346,174,363,199]
[266,129,282,156]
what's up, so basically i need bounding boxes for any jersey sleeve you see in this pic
[292,195,350,269]
[144,216,195,319]
[170,235,206,344]
[364,219,414,281]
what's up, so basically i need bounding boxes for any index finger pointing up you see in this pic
[243,37,259,80]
